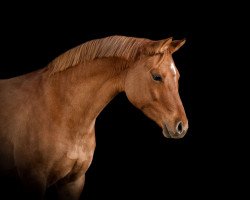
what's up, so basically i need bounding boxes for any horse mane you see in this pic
[48,35,150,75]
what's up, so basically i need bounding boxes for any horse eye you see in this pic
[152,74,162,82]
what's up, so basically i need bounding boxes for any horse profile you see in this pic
[0,35,188,199]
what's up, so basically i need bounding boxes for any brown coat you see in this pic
[0,35,188,199]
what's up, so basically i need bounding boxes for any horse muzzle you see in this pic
[162,122,188,139]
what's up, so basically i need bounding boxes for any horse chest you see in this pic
[48,143,95,185]
[66,144,94,176]
[67,145,86,161]
[65,149,89,174]
[42,125,96,185]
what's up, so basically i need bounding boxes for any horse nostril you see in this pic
[176,121,183,134]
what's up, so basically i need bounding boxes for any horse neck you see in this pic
[46,58,128,132]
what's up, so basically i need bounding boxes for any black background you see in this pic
[0,1,248,199]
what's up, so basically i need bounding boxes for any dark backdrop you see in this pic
[0,1,247,199]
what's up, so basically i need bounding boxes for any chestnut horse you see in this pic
[0,36,188,199]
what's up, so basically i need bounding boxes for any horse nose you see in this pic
[176,121,184,135]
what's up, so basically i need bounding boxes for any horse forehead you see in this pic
[170,62,177,75]
[159,60,177,75]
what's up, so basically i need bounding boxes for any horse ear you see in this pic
[169,39,186,53]
[142,37,173,55]
[157,37,173,52]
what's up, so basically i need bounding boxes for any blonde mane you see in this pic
[48,35,150,75]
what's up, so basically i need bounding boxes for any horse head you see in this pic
[125,37,188,138]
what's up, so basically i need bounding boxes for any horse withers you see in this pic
[0,35,188,199]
